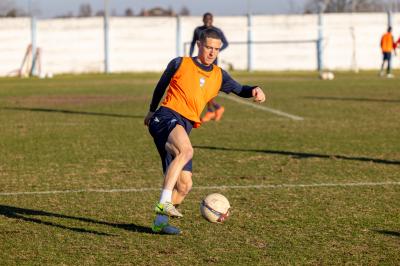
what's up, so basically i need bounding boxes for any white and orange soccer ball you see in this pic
[200,193,231,223]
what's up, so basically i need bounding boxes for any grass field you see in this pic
[0,71,399,265]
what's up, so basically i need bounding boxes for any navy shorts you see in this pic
[383,52,392,61]
[148,106,193,174]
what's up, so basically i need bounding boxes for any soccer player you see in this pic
[190,12,229,123]
[144,28,266,235]
[380,26,396,78]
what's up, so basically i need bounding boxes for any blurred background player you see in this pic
[144,28,266,234]
[380,26,396,78]
[190,12,229,122]
[395,34,400,56]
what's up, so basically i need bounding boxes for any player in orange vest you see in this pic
[380,26,396,78]
[144,28,266,234]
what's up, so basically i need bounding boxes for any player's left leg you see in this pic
[210,99,224,121]
[201,101,216,122]
[380,54,386,76]
[214,105,225,121]
[387,54,394,78]
[172,170,193,206]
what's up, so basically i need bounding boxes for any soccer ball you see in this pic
[320,71,335,80]
[200,193,231,223]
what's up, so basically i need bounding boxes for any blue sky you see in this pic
[13,0,308,17]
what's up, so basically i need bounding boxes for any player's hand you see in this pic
[252,87,266,103]
[144,111,154,126]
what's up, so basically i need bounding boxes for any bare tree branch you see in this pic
[304,0,386,13]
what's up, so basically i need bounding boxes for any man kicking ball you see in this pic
[144,28,266,234]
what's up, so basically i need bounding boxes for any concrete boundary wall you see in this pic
[0,13,398,76]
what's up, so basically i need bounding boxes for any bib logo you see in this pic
[199,77,206,87]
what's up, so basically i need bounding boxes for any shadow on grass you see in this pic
[2,107,142,119]
[193,145,400,166]
[304,96,400,103]
[372,229,400,237]
[0,205,154,236]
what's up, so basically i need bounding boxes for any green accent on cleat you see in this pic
[154,202,183,218]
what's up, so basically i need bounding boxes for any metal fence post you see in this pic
[104,0,110,74]
[247,13,253,72]
[317,7,324,72]
[29,0,37,76]
[176,16,182,57]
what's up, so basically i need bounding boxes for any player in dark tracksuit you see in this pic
[189,12,229,123]
[189,14,229,59]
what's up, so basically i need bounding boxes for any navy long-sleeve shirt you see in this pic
[189,26,229,56]
[149,57,255,112]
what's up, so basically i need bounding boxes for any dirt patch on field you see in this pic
[7,95,148,107]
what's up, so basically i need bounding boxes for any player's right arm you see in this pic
[144,57,182,126]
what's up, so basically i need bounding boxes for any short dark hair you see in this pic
[199,28,221,43]
[388,26,392,32]
[203,12,213,19]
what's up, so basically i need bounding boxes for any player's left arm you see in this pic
[220,32,229,51]
[189,28,200,56]
[219,70,266,103]
[216,27,229,51]
[251,86,266,103]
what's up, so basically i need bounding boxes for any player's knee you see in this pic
[179,145,194,162]
[178,178,192,195]
[165,142,176,157]
[177,173,192,195]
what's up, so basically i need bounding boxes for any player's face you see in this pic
[203,15,213,27]
[197,37,222,66]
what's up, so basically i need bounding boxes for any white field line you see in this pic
[0,181,399,196]
[219,94,304,121]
